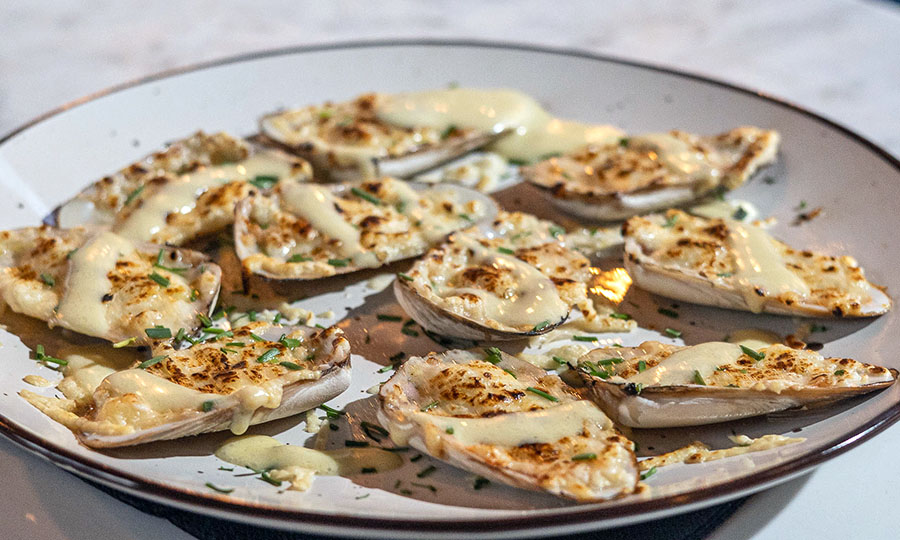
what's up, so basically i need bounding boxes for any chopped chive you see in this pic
[834,369,846,376]
[458,213,474,222]
[205,482,234,494]
[377,314,403,322]
[658,308,679,318]
[397,273,414,282]
[273,313,283,324]
[445,427,454,434]
[249,332,264,342]
[634,382,644,395]
[473,477,490,490]
[507,158,528,166]
[220,347,238,354]
[66,248,78,259]
[174,327,187,342]
[552,356,568,366]
[764,176,776,185]
[351,187,382,205]
[154,249,187,274]
[795,200,807,211]
[189,289,199,301]
[581,361,609,379]
[496,247,515,255]
[203,327,231,335]
[618,137,629,147]
[411,482,437,492]
[573,335,598,342]
[256,348,280,363]
[278,335,301,349]
[225,341,245,347]
[740,345,765,362]
[637,360,647,372]
[39,273,55,287]
[259,471,282,486]
[503,368,517,379]
[319,404,344,418]
[610,312,632,320]
[201,400,215,412]
[526,387,559,402]
[572,453,597,461]
[148,272,170,287]
[145,326,172,339]
[385,446,410,453]
[248,310,258,322]
[345,440,369,448]
[483,347,503,365]
[124,185,144,205]
[640,466,658,480]
[665,328,682,338]
[328,258,350,267]
[362,421,390,441]
[416,465,437,478]
[33,344,67,366]
[360,467,378,474]
[401,327,419,337]
[138,355,166,369]
[249,175,279,190]
[663,214,678,228]
[810,324,828,333]
[732,206,748,221]
[410,454,424,462]
[548,225,565,238]
[112,337,136,348]
[279,361,302,371]
[377,364,396,373]
[287,254,312,263]
[596,357,624,366]
[420,400,439,412]
[198,314,212,327]
[532,319,552,332]
[693,370,706,385]
[716,272,733,278]
[218,466,234,471]
[440,124,458,139]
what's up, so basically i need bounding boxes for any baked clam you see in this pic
[259,93,506,182]
[623,210,891,317]
[22,322,351,448]
[49,131,312,245]
[572,341,897,428]
[522,127,780,220]
[377,348,639,501]
[0,227,221,345]
[394,211,624,341]
[233,178,496,280]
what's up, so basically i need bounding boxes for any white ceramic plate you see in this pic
[1,41,899,539]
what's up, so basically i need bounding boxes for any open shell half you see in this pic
[522,127,780,221]
[571,341,897,428]
[234,178,497,280]
[0,227,221,345]
[259,93,507,182]
[22,322,351,447]
[623,210,891,317]
[377,348,639,501]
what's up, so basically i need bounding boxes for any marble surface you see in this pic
[1,1,899,539]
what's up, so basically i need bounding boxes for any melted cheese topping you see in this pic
[629,342,743,386]
[279,182,377,267]
[115,152,294,242]
[55,231,136,337]
[376,88,622,162]
[99,369,221,413]
[414,400,610,447]
[215,435,403,483]
[728,221,811,312]
[438,236,569,328]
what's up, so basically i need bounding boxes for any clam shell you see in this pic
[377,349,639,501]
[258,95,508,182]
[522,127,780,221]
[78,324,351,447]
[571,342,898,428]
[233,180,498,281]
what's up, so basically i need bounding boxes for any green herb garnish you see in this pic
[637,360,647,372]
[249,332,264,342]
[732,206,748,221]
[278,334,301,349]
[256,348,280,363]
[532,319,552,332]
[658,308,678,318]
[610,312,632,320]
[377,314,403,322]
[573,335,598,342]
[483,347,503,365]
[548,225,565,238]
[351,186,383,206]
[739,345,765,362]
[526,387,559,402]
[440,124,458,140]
[39,273,55,287]
[693,370,706,385]
[663,214,678,228]
[420,400,439,412]
[112,337,136,348]
[148,272,170,287]
[145,326,172,339]
[287,254,312,263]
[416,465,437,478]
[201,400,215,412]
[278,361,302,371]
[205,482,234,494]
[665,328,682,338]
[640,466,658,480]
[397,273,414,282]
[834,369,846,376]
[124,185,144,205]
[328,258,350,267]
[138,355,166,369]
[249,175,279,190]
[319,404,344,418]
[552,356,568,366]
[259,471,282,486]
[445,427,454,435]
[473,477,490,490]
[34,344,66,367]
[496,247,515,255]
[401,327,419,337]
[572,453,597,461]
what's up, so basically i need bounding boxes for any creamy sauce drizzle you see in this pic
[689,199,760,222]
[441,236,569,328]
[629,342,744,386]
[56,231,136,338]
[279,182,378,267]
[628,134,716,185]
[115,152,294,241]
[726,328,781,350]
[727,221,811,312]
[409,400,610,447]
[376,88,622,162]
[216,434,403,477]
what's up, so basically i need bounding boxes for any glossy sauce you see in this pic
[376,88,622,162]
[440,236,569,328]
[628,342,744,386]
[115,152,295,241]
[55,231,136,337]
